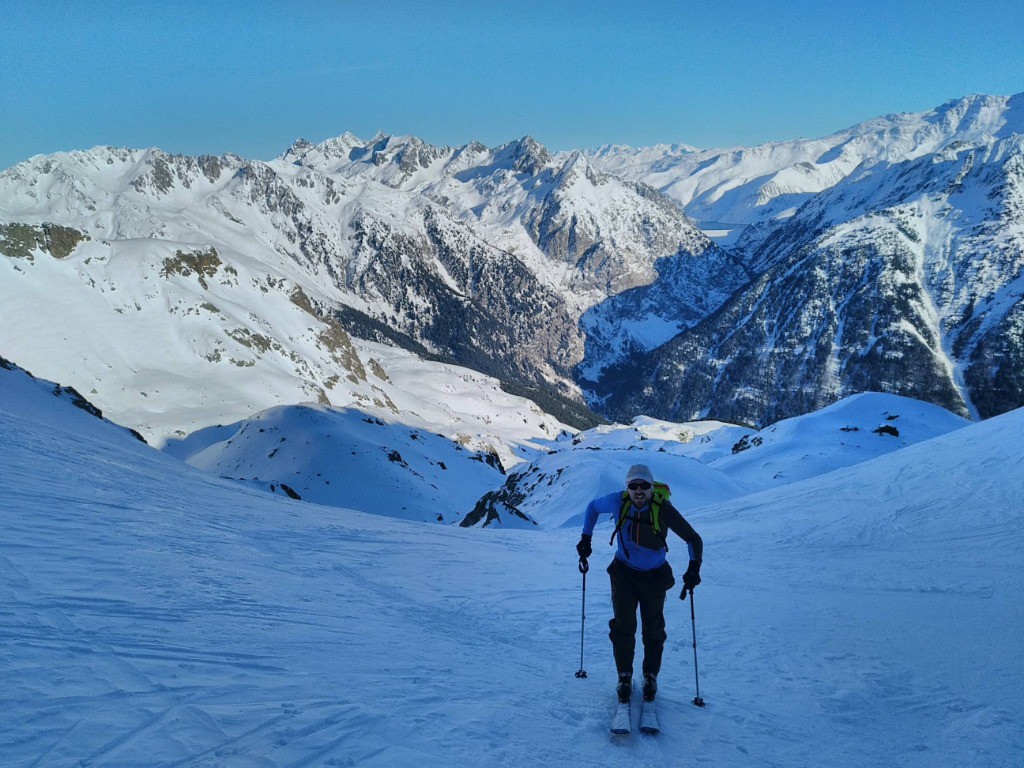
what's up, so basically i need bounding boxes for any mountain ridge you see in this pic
[0,131,728,438]
[2,92,1022,435]
[587,94,1024,425]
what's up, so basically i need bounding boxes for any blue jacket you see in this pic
[582,491,703,571]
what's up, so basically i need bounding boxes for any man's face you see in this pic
[627,481,652,507]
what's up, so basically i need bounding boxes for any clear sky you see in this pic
[2,0,1023,170]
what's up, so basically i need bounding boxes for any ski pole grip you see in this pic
[578,557,589,574]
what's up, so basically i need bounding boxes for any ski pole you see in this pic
[575,557,589,678]
[689,589,705,706]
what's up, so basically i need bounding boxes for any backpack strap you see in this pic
[608,492,632,548]
[609,486,669,552]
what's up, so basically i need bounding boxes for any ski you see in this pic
[610,699,631,734]
[639,698,660,734]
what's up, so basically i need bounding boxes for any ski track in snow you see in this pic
[2,390,1023,766]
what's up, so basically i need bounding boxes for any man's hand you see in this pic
[576,534,592,560]
[681,560,701,596]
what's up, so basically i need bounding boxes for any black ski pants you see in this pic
[607,558,676,678]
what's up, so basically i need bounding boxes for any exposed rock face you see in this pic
[599,128,1024,425]
[0,222,88,260]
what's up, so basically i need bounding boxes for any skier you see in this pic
[576,464,703,706]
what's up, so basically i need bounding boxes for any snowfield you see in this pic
[1,364,1021,767]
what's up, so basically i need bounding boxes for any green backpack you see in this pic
[609,481,671,548]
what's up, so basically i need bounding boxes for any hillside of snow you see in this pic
[2,362,1020,766]
[585,93,1024,243]
[171,403,509,524]
[706,392,972,488]
[463,393,970,529]
[0,208,574,450]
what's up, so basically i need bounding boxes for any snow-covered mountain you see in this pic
[161,340,581,523]
[3,340,1020,767]
[590,94,1024,425]
[2,93,1023,435]
[0,134,740,440]
[585,93,1023,245]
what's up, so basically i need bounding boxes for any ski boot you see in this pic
[642,673,657,702]
[616,673,633,703]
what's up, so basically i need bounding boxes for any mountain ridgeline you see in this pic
[1,92,1023,434]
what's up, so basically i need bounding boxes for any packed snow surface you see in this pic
[1,366,1021,766]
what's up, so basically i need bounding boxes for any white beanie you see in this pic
[625,464,654,485]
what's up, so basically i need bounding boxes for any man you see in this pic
[576,464,703,704]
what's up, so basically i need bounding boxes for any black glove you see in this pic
[576,534,592,560]
[681,560,702,595]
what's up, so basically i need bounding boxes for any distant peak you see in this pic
[460,139,489,155]
[280,139,313,163]
[498,136,553,174]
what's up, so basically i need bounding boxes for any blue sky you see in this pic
[2,0,1023,170]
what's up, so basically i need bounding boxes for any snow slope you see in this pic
[466,393,970,529]
[1,366,1020,766]
[173,403,508,525]
[708,392,972,488]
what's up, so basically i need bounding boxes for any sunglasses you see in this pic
[627,482,652,491]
